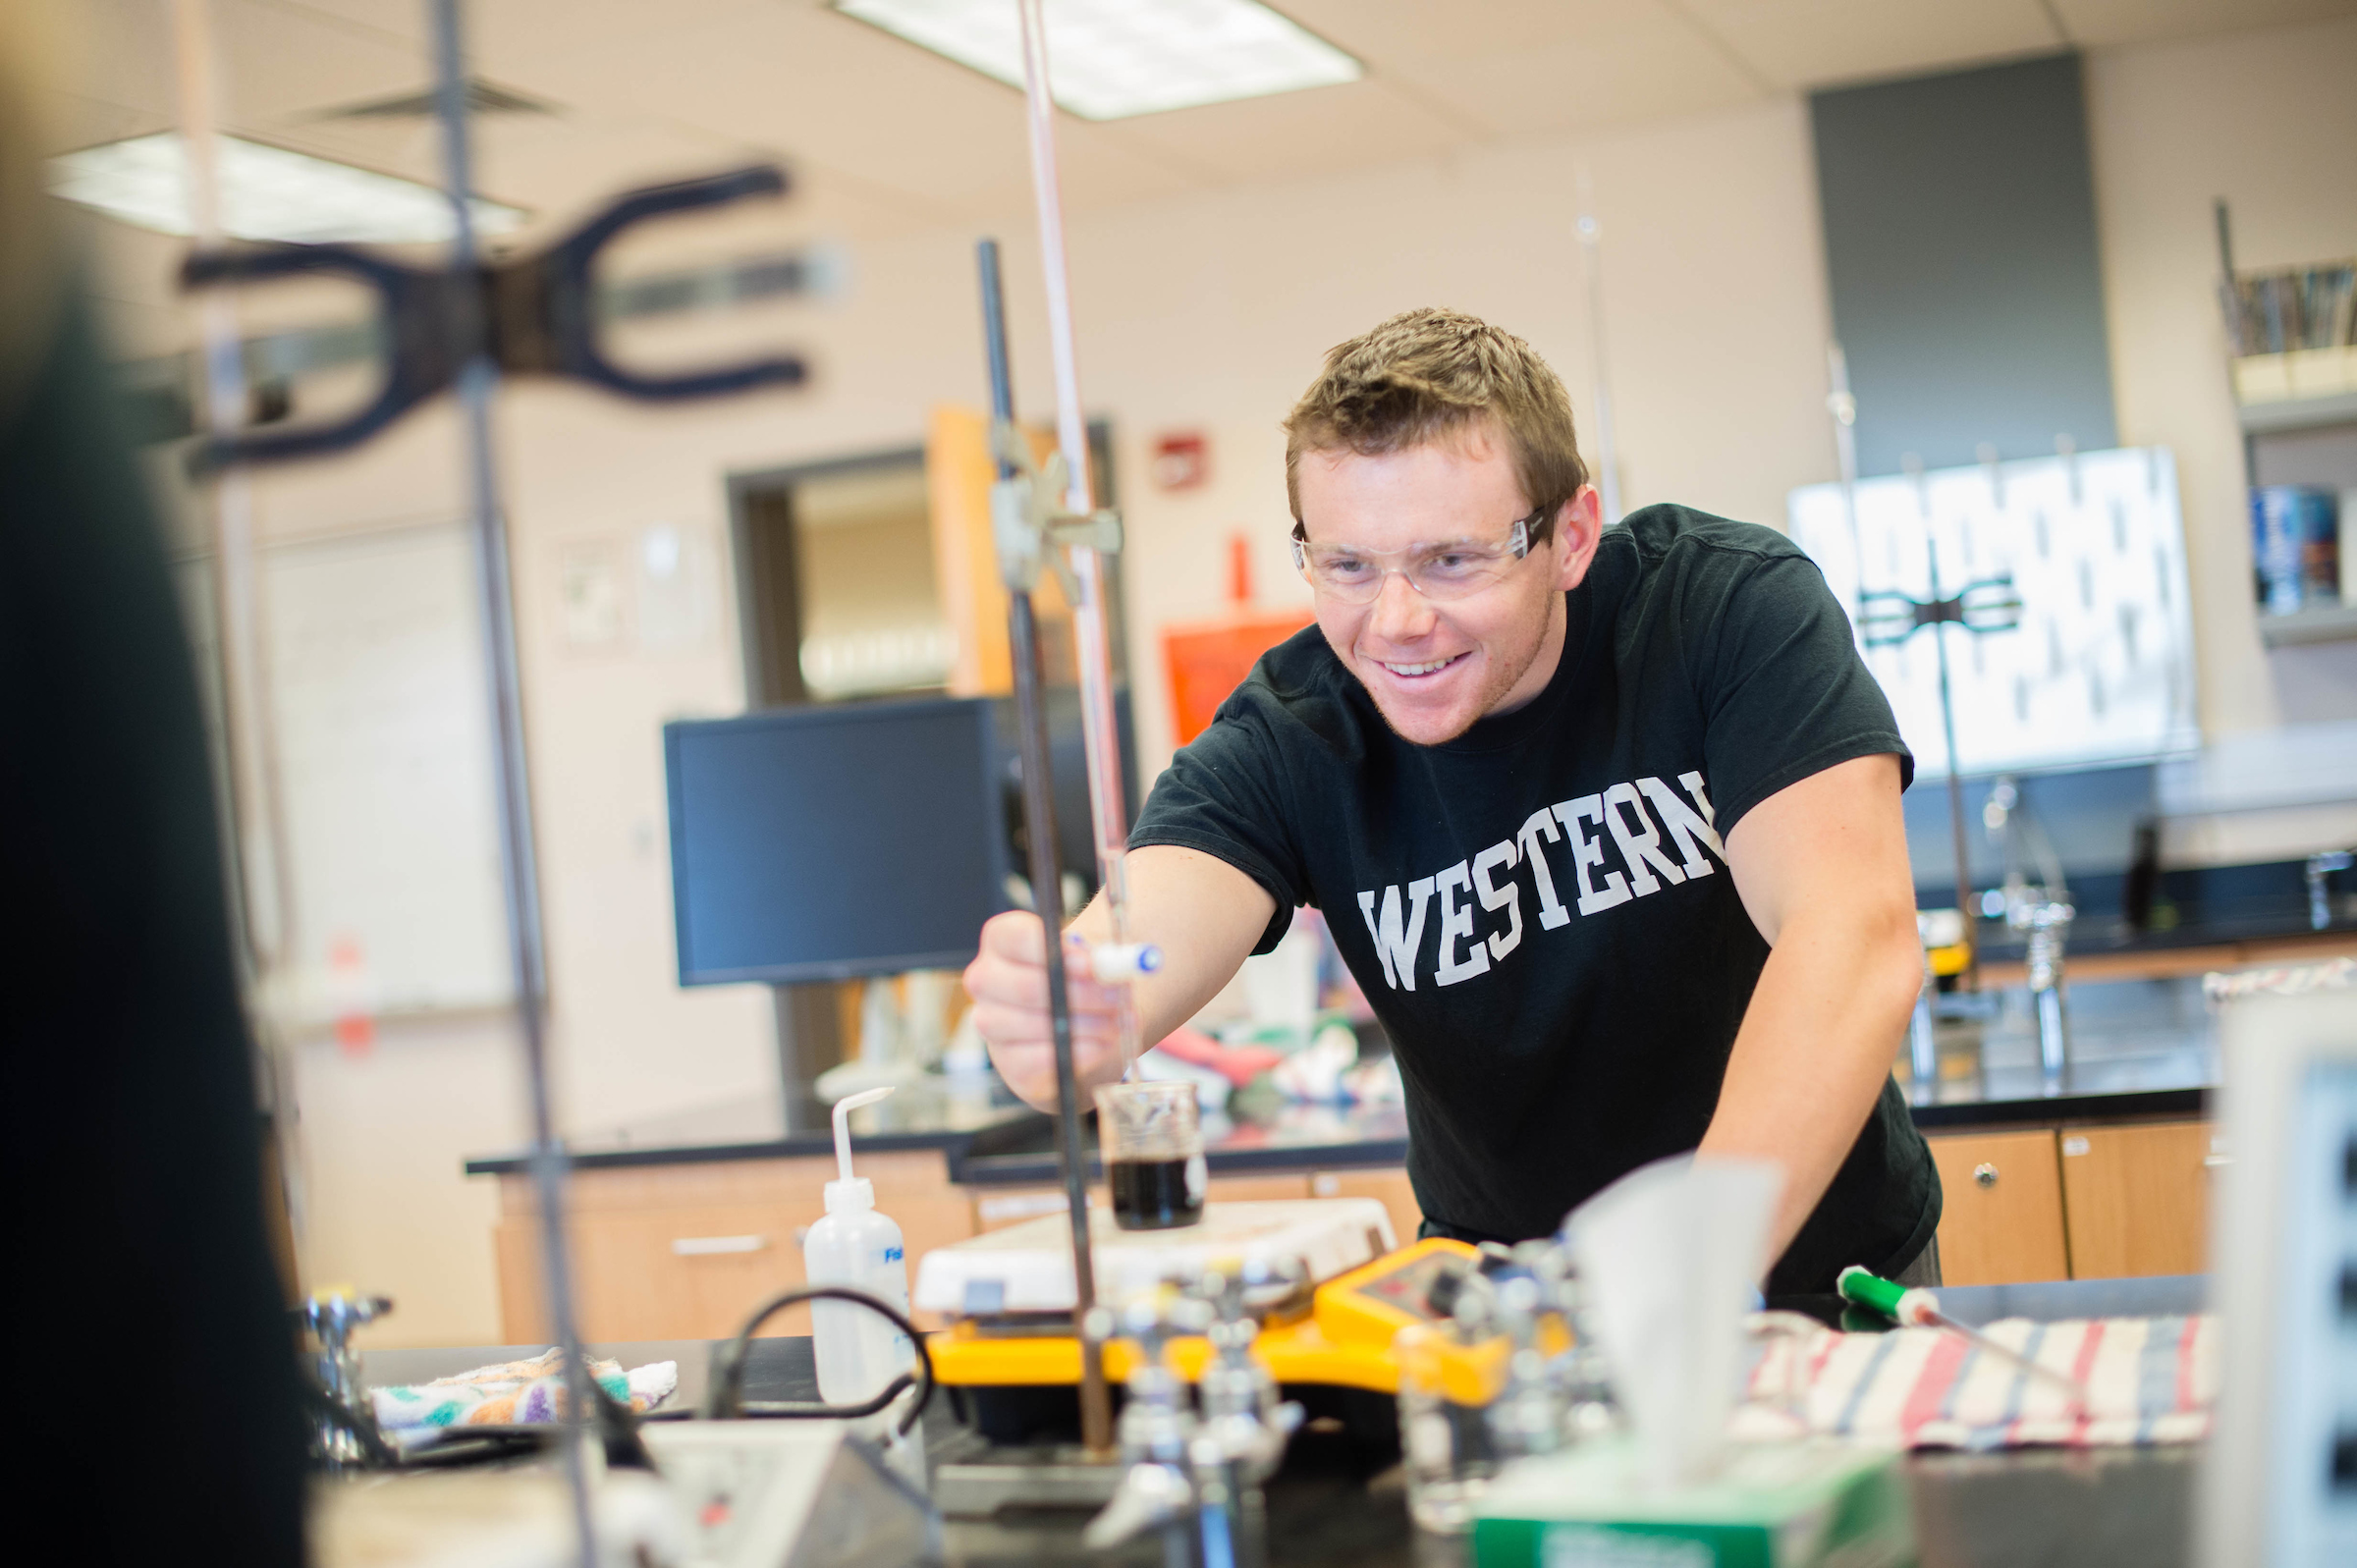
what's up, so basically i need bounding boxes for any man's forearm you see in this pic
[1696,899,1923,1269]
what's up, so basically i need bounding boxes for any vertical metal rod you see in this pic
[978,240,1112,1457]
[1827,341,1863,586]
[1574,168,1619,526]
[169,0,310,1287]
[1927,541,1978,992]
[168,0,299,986]
[1011,0,1143,1077]
[427,1,597,1556]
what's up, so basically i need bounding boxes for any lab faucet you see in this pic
[1082,1269,1304,1568]
[1081,1290,1209,1562]
[1193,1263,1305,1566]
[2011,893,2076,1085]
[1985,779,2075,1085]
[298,1287,394,1469]
[2308,850,2353,932]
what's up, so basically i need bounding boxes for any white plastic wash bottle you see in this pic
[802,1085,916,1405]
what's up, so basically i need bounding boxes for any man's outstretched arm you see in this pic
[1703,752,1924,1268]
[963,843,1279,1111]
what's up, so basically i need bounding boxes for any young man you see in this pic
[965,307,1940,1295]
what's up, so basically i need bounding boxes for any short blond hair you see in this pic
[1283,307,1587,541]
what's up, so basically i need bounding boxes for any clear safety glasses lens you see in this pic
[1291,514,1533,604]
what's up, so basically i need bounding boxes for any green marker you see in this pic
[1836,1266,2089,1405]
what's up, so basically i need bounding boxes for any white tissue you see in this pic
[628,1360,679,1413]
[1562,1154,1781,1488]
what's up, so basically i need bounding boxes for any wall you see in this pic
[87,17,2354,1344]
[2086,16,2357,733]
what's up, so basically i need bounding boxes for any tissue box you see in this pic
[1470,1438,1912,1568]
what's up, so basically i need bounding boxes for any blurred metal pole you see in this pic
[167,0,299,996]
[977,237,1112,1460]
[1573,167,1619,525]
[1827,342,1862,575]
[1926,541,1979,992]
[168,0,307,1284]
[426,1,598,1559]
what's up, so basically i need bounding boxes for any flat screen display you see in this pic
[666,696,1010,985]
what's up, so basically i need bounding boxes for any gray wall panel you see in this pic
[1812,52,2117,476]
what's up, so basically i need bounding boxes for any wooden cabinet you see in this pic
[1310,1167,1423,1250]
[488,1117,2217,1333]
[1924,1128,2071,1285]
[2057,1119,2217,1278]
[1923,1119,2219,1286]
[494,1153,975,1343]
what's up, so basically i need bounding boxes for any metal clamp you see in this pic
[988,418,1124,598]
[181,165,806,468]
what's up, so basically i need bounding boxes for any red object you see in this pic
[1151,1026,1286,1087]
[1227,533,1252,606]
[1151,430,1210,491]
[328,933,374,1058]
[1162,609,1313,745]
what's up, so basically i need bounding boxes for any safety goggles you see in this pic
[1290,504,1542,604]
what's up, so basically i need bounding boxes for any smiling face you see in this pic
[1293,425,1604,746]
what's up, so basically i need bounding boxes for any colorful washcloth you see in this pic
[371,1348,678,1443]
[1735,1314,2218,1450]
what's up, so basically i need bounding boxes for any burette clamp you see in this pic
[989,418,1124,597]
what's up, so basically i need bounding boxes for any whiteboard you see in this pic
[1788,446,2200,777]
[179,522,513,1020]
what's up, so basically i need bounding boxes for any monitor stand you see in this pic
[772,980,848,1134]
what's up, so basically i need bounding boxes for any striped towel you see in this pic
[1736,1315,2218,1450]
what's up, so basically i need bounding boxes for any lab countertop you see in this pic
[461,1080,1051,1178]
[382,1272,2207,1568]
[1897,972,2216,1128]
[463,976,2224,1184]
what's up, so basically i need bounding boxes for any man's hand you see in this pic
[962,844,1277,1111]
[963,910,1129,1108]
[1703,753,1924,1270]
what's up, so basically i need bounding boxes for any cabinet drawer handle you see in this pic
[2203,1155,2233,1168]
[672,1234,768,1257]
[1973,1163,2000,1189]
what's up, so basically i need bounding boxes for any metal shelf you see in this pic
[2239,389,2357,435]
[2258,603,2357,647]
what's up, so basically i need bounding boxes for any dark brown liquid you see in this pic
[1109,1157,1202,1230]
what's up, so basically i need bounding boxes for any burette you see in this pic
[1011,0,1152,1063]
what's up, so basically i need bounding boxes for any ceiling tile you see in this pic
[2051,0,2357,48]
[1280,0,1672,68]
[509,3,1204,223]
[214,0,435,123]
[33,90,168,157]
[1673,0,2062,90]
[1380,17,1767,136]
[1102,78,1476,187]
[39,0,179,133]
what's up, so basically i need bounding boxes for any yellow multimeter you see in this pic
[925,1236,1490,1395]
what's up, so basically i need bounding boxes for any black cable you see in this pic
[704,1284,936,1435]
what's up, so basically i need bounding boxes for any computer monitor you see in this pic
[666,696,1012,985]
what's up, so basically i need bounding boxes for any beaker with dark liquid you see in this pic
[1095,1080,1207,1230]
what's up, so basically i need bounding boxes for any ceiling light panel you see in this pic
[47,133,526,245]
[833,0,1362,120]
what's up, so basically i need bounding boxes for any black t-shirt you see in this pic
[1130,504,1942,1295]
